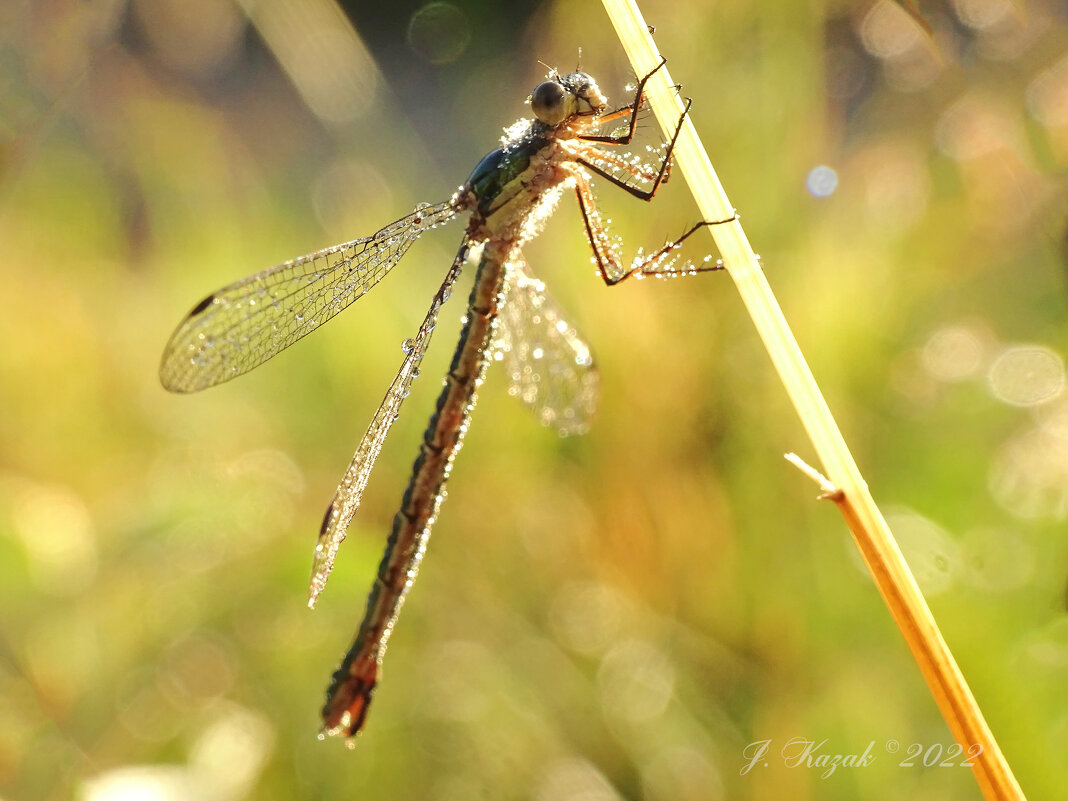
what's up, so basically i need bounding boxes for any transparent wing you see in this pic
[307,240,471,607]
[496,257,599,436]
[160,200,460,393]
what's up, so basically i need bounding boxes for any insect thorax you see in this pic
[462,125,573,244]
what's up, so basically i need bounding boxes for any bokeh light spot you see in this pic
[858,1,942,90]
[131,0,245,80]
[12,481,97,595]
[859,1,925,59]
[534,757,622,801]
[188,705,275,799]
[408,3,471,66]
[597,639,675,723]
[417,640,496,722]
[960,527,1035,592]
[936,96,1019,161]
[79,765,202,801]
[115,671,184,744]
[921,324,986,382]
[877,510,960,594]
[805,165,838,198]
[987,344,1064,407]
[549,581,627,656]
[642,747,725,801]
[1026,54,1068,129]
[989,424,1068,520]
[951,0,1015,32]
[158,633,236,703]
[853,141,930,229]
[1022,619,1068,667]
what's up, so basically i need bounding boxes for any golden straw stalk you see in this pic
[600,1,1025,798]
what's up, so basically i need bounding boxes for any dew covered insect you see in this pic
[160,58,729,741]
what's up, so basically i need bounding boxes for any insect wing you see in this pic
[497,259,599,436]
[307,241,471,606]
[159,200,459,393]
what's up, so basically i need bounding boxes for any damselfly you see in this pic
[160,58,729,740]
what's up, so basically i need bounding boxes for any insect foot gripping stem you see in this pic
[321,655,379,741]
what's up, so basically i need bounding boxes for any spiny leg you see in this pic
[572,144,678,196]
[572,95,692,202]
[588,78,684,141]
[591,76,682,134]
[573,170,735,286]
[578,57,669,146]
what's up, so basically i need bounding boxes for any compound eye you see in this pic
[530,80,568,126]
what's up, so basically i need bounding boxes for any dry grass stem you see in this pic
[785,452,838,497]
[600,1,1026,798]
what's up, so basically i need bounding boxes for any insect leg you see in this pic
[573,170,735,286]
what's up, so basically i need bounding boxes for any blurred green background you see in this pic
[1,0,1066,798]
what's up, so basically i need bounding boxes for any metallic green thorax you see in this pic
[463,135,547,217]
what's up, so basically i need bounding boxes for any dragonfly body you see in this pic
[160,61,725,742]
[321,78,608,733]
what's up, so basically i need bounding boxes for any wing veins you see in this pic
[159,200,459,393]
[307,239,473,605]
